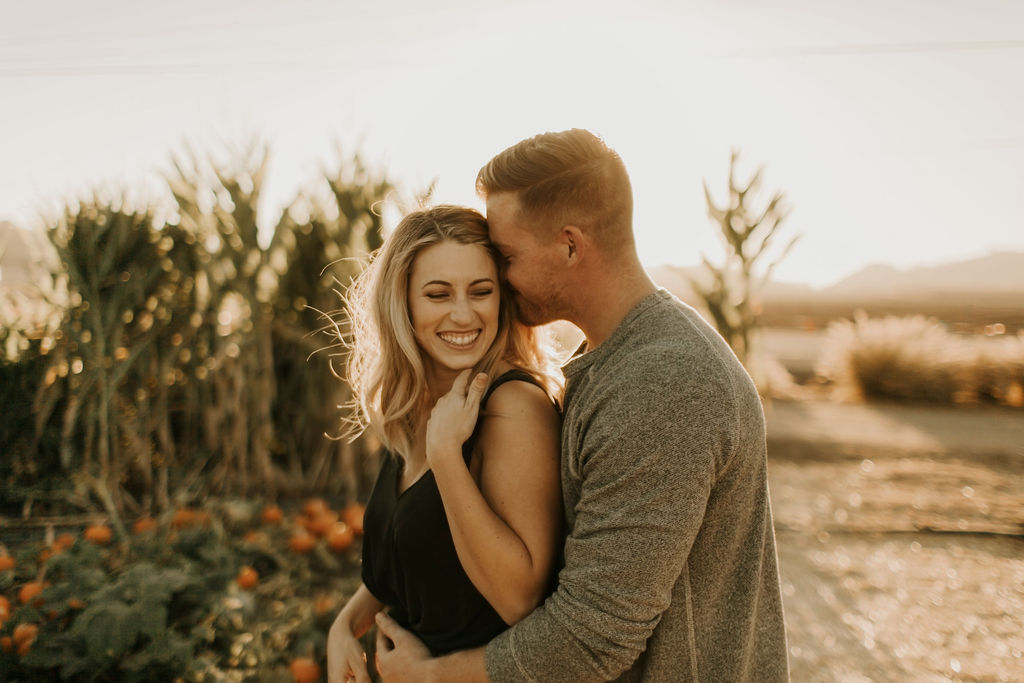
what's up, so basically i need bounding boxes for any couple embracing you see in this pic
[327,129,788,682]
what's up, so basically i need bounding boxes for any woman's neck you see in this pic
[421,358,512,404]
[423,365,460,404]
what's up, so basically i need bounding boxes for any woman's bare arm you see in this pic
[426,375,562,624]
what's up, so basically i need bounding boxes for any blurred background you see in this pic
[1,1,1021,680]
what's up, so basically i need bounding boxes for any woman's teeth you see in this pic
[438,331,480,347]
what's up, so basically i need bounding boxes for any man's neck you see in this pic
[573,263,658,350]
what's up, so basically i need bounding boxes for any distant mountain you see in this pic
[647,263,817,304]
[826,252,1024,297]
[649,252,1024,304]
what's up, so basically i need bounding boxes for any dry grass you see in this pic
[816,313,1023,407]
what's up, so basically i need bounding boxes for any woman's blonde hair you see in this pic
[343,205,561,459]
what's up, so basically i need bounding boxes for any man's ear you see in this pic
[561,225,586,265]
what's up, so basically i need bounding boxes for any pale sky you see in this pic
[2,0,1022,287]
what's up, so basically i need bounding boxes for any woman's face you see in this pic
[407,240,501,381]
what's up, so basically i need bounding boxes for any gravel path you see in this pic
[767,399,1024,681]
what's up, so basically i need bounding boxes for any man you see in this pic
[373,129,789,682]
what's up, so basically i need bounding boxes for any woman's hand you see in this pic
[327,616,372,683]
[425,370,488,467]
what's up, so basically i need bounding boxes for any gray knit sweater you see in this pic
[485,289,788,682]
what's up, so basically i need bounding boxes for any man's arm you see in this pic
[374,612,488,682]
[484,353,730,681]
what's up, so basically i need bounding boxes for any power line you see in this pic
[0,59,407,78]
[2,37,1022,78]
[721,39,1024,58]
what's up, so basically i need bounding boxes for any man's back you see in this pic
[486,289,788,681]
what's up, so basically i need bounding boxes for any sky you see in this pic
[2,0,1022,287]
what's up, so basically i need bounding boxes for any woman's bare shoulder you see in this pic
[486,375,557,418]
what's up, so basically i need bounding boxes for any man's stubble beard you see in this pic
[515,290,563,328]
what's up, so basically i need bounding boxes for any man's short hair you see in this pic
[476,129,634,249]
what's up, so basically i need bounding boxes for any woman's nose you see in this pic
[449,296,474,324]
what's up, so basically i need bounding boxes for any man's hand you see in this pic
[374,611,434,682]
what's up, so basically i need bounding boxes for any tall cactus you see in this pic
[690,151,798,365]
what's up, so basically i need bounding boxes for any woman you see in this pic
[327,206,563,683]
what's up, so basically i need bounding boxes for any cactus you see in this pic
[690,151,798,365]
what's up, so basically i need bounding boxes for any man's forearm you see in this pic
[425,645,489,683]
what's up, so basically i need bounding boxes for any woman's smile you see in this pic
[438,330,481,348]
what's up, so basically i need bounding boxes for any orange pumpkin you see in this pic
[19,582,45,606]
[243,530,265,544]
[261,504,284,525]
[326,522,354,553]
[305,511,338,538]
[13,623,38,651]
[0,555,14,571]
[172,507,198,529]
[133,517,158,534]
[53,532,76,551]
[83,524,112,545]
[341,503,365,536]
[302,498,329,518]
[289,656,321,683]
[313,595,335,616]
[288,531,317,554]
[237,566,259,589]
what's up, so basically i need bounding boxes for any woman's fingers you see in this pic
[450,368,471,396]
[425,372,490,461]
[329,647,371,683]
[464,372,488,409]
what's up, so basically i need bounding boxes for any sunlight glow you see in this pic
[1,1,1022,287]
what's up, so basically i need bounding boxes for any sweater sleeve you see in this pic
[485,349,736,682]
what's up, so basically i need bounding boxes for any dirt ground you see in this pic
[766,400,1024,682]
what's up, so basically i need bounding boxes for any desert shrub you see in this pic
[816,313,971,404]
[967,332,1024,407]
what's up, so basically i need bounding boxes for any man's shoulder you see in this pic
[607,301,731,378]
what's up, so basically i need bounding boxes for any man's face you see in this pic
[485,192,567,326]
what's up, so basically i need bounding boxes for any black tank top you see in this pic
[360,369,548,655]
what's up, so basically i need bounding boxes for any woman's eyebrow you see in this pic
[420,277,495,288]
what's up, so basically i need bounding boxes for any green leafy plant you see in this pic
[0,499,364,681]
[25,141,401,517]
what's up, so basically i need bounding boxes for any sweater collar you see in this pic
[561,289,673,380]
